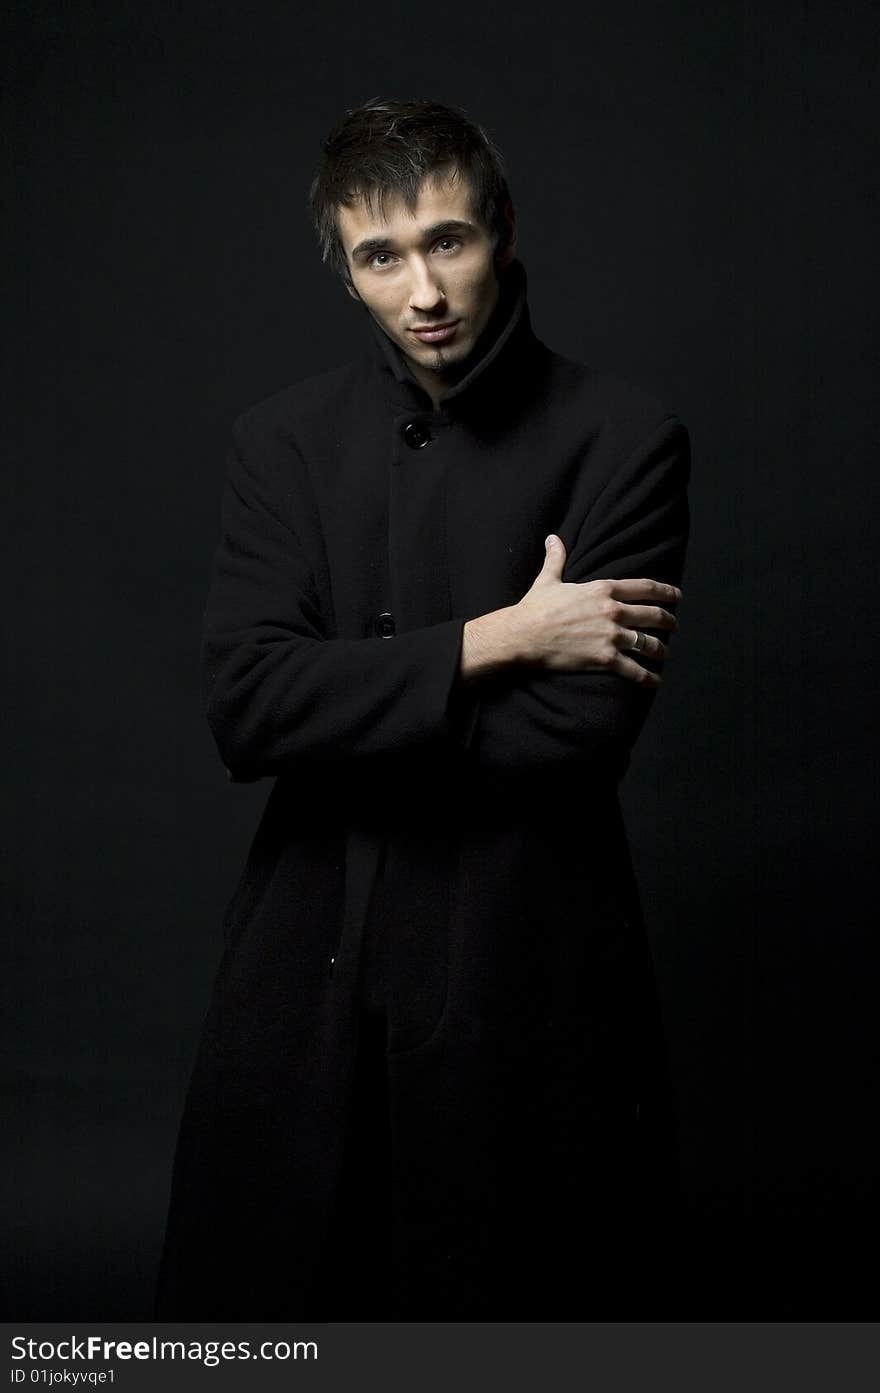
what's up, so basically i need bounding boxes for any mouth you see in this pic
[410,320,460,345]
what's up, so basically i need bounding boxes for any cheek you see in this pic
[452,268,488,305]
[465,257,497,296]
[465,271,499,319]
[369,292,403,330]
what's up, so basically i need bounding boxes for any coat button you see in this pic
[403,421,431,449]
[374,611,396,638]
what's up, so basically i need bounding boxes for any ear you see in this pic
[343,263,362,301]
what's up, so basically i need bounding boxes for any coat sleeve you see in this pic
[201,418,468,783]
[449,414,691,781]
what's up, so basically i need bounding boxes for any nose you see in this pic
[407,256,446,315]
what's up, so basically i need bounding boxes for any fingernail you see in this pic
[545,535,555,548]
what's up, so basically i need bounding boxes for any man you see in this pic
[155,97,690,1320]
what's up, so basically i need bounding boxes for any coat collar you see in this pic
[362,257,543,419]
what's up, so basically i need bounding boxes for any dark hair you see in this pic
[307,97,514,285]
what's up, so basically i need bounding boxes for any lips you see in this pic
[410,320,460,344]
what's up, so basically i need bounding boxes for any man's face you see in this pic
[337,166,513,399]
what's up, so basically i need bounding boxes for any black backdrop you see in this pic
[3,0,876,1320]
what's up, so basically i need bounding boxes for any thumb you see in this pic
[538,533,566,582]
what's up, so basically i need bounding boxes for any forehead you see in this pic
[336,166,478,252]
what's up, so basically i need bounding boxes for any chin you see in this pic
[421,335,473,365]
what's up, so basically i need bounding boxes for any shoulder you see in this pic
[532,346,691,503]
[540,346,690,490]
[230,355,370,451]
[217,358,371,517]
[541,344,687,439]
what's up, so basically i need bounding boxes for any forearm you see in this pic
[205,617,468,780]
[453,415,690,776]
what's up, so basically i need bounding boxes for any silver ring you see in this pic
[631,630,646,652]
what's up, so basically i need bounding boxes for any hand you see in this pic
[513,534,682,686]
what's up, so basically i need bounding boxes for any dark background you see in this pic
[3,0,876,1319]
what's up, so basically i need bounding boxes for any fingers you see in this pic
[615,603,680,632]
[611,652,664,688]
[606,578,682,604]
[618,628,669,662]
[605,586,682,671]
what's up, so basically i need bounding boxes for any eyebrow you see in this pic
[349,219,477,264]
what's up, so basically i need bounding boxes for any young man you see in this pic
[155,98,690,1320]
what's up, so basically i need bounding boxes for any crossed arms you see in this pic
[201,414,690,784]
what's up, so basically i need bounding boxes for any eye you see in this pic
[434,237,461,254]
[369,251,397,270]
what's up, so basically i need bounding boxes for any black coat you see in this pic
[155,258,691,1319]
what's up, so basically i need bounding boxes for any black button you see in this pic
[403,421,431,449]
[374,611,396,638]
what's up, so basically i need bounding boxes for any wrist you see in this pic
[461,605,531,680]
